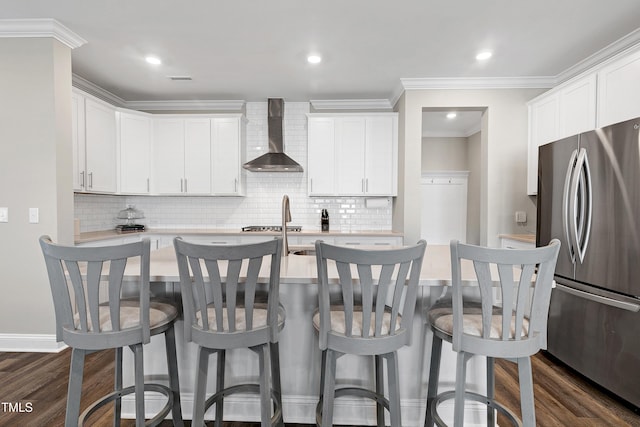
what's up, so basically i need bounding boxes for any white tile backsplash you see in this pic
[74,101,392,233]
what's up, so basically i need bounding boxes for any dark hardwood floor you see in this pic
[0,348,638,426]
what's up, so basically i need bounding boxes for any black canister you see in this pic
[321,209,330,231]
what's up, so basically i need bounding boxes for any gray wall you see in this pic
[466,131,482,244]
[0,38,73,337]
[394,88,544,247]
[421,136,468,171]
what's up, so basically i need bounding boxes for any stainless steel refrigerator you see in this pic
[537,116,640,407]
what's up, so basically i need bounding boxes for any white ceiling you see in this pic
[1,0,640,106]
[422,111,483,138]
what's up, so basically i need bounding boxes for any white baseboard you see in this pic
[121,392,489,426]
[0,333,67,353]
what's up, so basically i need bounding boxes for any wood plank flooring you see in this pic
[0,348,638,426]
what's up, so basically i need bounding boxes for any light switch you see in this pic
[515,211,527,224]
[0,207,7,223]
[29,207,39,224]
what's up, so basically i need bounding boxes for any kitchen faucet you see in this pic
[282,194,291,256]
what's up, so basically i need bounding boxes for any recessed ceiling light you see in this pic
[145,56,162,65]
[307,54,322,64]
[476,51,492,61]
[446,112,457,119]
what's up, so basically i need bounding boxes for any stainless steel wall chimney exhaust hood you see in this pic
[243,98,303,172]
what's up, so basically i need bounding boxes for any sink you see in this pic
[289,249,316,256]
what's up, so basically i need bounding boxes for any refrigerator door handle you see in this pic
[555,283,640,312]
[563,149,579,264]
[575,149,593,263]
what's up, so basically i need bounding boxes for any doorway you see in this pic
[421,109,484,245]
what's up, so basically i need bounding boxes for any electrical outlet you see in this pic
[0,207,7,223]
[29,208,39,224]
[515,211,527,224]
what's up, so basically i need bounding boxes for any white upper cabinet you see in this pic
[558,74,597,138]
[597,48,640,127]
[83,96,117,193]
[307,117,336,195]
[152,118,211,195]
[307,113,398,196]
[71,91,86,191]
[118,110,151,194]
[527,74,597,195]
[364,115,397,196]
[211,116,245,196]
[184,118,212,194]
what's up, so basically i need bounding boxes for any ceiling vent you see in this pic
[167,76,193,81]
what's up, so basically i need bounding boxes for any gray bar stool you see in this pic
[424,239,560,427]
[313,240,427,427]
[39,236,183,427]
[173,237,285,427]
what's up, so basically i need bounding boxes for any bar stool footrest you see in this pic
[79,383,173,427]
[315,386,390,427]
[430,390,522,427]
[203,383,283,426]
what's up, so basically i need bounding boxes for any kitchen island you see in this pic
[120,245,491,426]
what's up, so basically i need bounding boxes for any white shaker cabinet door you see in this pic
[527,93,559,195]
[336,117,366,195]
[71,91,86,191]
[597,48,640,128]
[307,117,336,195]
[184,119,211,194]
[152,118,185,194]
[84,97,117,193]
[365,115,397,196]
[212,117,243,195]
[119,112,151,194]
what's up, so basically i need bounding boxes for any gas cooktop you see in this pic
[241,225,302,232]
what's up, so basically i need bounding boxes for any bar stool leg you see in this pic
[113,347,123,427]
[213,349,225,427]
[193,346,211,427]
[375,355,385,427]
[66,348,86,427]
[425,334,442,427]
[486,356,496,427]
[386,352,401,427]
[321,349,338,426]
[270,342,284,427]
[518,356,536,427]
[255,344,272,426]
[164,325,184,427]
[132,343,145,427]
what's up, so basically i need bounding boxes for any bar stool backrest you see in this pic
[174,237,283,349]
[450,238,561,358]
[39,235,151,350]
[315,240,426,354]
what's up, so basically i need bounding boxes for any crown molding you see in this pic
[556,27,640,84]
[401,76,556,90]
[0,18,86,49]
[72,74,127,107]
[310,99,393,110]
[126,99,245,112]
[73,74,244,112]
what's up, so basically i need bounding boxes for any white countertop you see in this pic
[76,228,404,244]
[123,244,483,287]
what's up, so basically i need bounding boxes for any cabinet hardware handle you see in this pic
[184,178,188,193]
[366,178,369,192]
[234,178,237,193]
[362,179,365,192]
[180,178,184,193]
[88,172,93,189]
[80,171,85,188]
[147,178,150,192]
